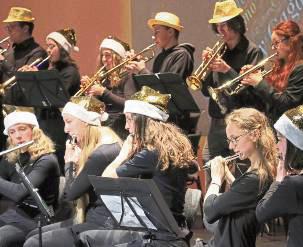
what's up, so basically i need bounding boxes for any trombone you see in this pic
[0,56,50,95]
[75,43,156,96]
[208,53,277,113]
[186,40,226,90]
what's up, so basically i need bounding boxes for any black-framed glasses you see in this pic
[226,132,249,145]
[271,37,288,49]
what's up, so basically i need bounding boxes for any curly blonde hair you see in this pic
[225,108,278,187]
[6,126,55,163]
[132,114,195,170]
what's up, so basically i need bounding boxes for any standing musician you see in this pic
[78,86,197,247]
[0,111,60,247]
[23,97,121,247]
[256,105,303,247]
[200,0,265,166]
[81,36,137,139]
[127,11,195,81]
[25,28,81,173]
[199,108,278,247]
[126,12,195,133]
[241,20,303,123]
[0,7,48,151]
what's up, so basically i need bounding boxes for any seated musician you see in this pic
[199,108,278,247]
[81,36,137,139]
[23,96,121,247]
[256,105,303,247]
[78,86,197,246]
[0,111,60,247]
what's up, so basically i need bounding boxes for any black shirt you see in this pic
[202,36,265,118]
[254,64,303,123]
[152,43,195,81]
[204,170,271,247]
[0,152,60,216]
[116,148,197,225]
[256,175,303,247]
[64,143,121,225]
[0,37,48,82]
[100,75,137,114]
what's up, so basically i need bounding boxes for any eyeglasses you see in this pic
[226,132,249,145]
[271,37,288,49]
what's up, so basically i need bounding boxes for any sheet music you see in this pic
[101,195,157,230]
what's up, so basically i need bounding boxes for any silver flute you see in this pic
[202,153,240,170]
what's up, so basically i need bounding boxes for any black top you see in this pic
[116,148,197,226]
[256,175,303,247]
[0,152,60,217]
[140,43,195,81]
[202,36,265,118]
[52,61,80,96]
[254,64,303,123]
[0,37,48,82]
[64,143,120,223]
[99,74,137,114]
[204,170,271,247]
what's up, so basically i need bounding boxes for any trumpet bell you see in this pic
[186,75,202,90]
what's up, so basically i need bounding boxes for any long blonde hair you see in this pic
[74,125,121,224]
[6,126,55,163]
[225,108,278,187]
[132,114,195,171]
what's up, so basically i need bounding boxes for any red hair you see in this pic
[266,21,303,92]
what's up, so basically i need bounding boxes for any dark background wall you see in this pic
[1,0,303,133]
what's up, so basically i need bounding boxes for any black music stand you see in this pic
[133,72,199,115]
[5,70,69,107]
[88,176,184,245]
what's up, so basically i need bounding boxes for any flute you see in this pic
[202,153,240,170]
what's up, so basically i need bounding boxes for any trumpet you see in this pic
[75,43,156,96]
[202,153,240,170]
[186,40,226,90]
[0,56,50,95]
[208,53,277,114]
[0,36,10,55]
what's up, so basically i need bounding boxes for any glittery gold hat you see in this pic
[124,86,171,122]
[47,28,79,53]
[209,0,243,24]
[274,105,303,150]
[62,96,108,126]
[3,7,35,23]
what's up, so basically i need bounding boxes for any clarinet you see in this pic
[15,163,54,220]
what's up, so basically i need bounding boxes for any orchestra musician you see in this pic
[81,36,137,139]
[126,12,195,133]
[0,7,48,151]
[78,86,198,247]
[24,96,121,247]
[25,28,81,173]
[256,105,303,247]
[241,20,303,123]
[200,108,278,247]
[0,111,60,247]
[200,0,265,165]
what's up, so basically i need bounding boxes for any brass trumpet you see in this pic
[75,43,156,96]
[0,56,50,95]
[0,36,10,55]
[208,53,277,114]
[186,40,226,90]
[202,153,240,170]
